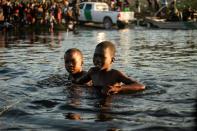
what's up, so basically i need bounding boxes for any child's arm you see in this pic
[107,81,145,95]
[75,74,91,84]
[74,68,93,84]
[107,70,145,94]
[119,70,145,90]
[119,82,145,91]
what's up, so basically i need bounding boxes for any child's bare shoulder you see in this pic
[111,69,124,75]
[88,67,100,73]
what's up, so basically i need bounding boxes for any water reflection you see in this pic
[0,33,5,48]
[96,32,107,43]
[48,32,63,48]
[63,85,87,121]
[0,31,65,49]
[96,96,113,122]
[67,85,83,107]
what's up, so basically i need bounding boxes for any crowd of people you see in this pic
[0,0,133,32]
[1,0,196,32]
[0,0,80,32]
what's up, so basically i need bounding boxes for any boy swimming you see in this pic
[75,41,145,95]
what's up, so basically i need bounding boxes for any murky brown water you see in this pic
[0,27,196,131]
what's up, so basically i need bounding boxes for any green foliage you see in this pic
[177,0,197,10]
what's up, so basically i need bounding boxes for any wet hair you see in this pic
[64,48,83,60]
[96,41,116,57]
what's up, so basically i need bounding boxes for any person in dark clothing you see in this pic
[70,0,80,33]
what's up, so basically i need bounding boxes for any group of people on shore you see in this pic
[152,0,196,22]
[162,0,196,22]
[134,0,196,22]
[0,0,132,32]
[0,0,80,32]
[110,0,130,11]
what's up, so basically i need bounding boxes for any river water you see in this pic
[0,27,196,131]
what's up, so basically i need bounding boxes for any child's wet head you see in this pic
[95,41,116,57]
[64,48,83,74]
[93,41,116,70]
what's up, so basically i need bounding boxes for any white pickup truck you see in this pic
[78,2,135,29]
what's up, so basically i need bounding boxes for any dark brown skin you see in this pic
[64,49,90,85]
[76,43,145,95]
[64,51,83,76]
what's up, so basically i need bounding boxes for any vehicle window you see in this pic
[96,5,108,11]
[79,4,84,9]
[85,4,92,10]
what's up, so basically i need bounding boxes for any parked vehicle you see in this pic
[78,2,135,29]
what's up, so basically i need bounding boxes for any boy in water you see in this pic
[75,41,145,95]
[64,48,87,120]
[64,48,87,82]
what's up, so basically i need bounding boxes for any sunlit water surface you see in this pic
[0,27,196,131]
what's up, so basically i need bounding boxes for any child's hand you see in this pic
[108,85,121,95]
[102,85,121,96]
